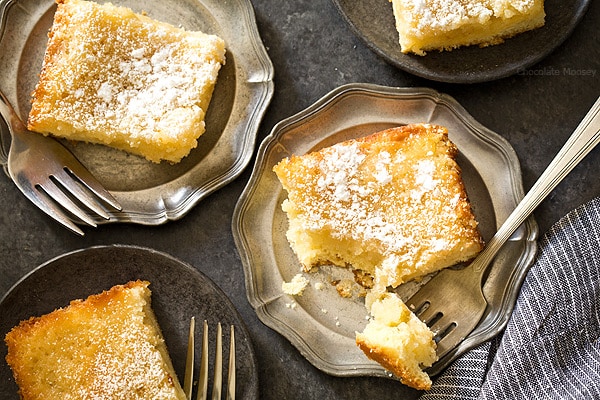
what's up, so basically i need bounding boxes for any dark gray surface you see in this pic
[0,0,598,398]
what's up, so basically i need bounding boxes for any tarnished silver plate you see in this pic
[232,84,538,378]
[0,0,273,225]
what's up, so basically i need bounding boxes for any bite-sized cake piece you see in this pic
[4,280,186,400]
[356,292,437,390]
[273,124,483,291]
[27,0,226,163]
[389,0,545,55]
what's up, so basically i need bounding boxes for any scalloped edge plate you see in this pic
[232,83,538,378]
[0,0,273,225]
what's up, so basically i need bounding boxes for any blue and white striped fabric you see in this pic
[422,197,600,400]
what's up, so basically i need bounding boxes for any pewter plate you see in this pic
[0,0,273,225]
[0,245,259,400]
[232,84,538,378]
[332,0,591,83]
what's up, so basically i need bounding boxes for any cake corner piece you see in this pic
[356,292,437,390]
[4,280,187,399]
[389,0,546,55]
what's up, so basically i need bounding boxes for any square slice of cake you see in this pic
[4,280,186,400]
[274,124,483,388]
[27,0,226,163]
[389,0,545,55]
[273,123,484,291]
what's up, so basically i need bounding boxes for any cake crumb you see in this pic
[285,301,298,309]
[335,279,354,298]
[353,269,374,289]
[282,274,309,296]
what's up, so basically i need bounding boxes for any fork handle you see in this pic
[472,96,600,273]
[0,89,30,164]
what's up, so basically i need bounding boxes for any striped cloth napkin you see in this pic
[421,196,600,400]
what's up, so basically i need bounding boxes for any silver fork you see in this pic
[0,89,121,235]
[407,96,600,361]
[184,317,236,400]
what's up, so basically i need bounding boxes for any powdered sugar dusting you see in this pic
[278,128,480,276]
[86,30,221,140]
[301,135,456,253]
[34,0,225,148]
[411,159,438,201]
[86,322,175,398]
[374,151,393,184]
[67,286,180,399]
[406,0,539,33]
[316,142,367,202]
[96,82,114,103]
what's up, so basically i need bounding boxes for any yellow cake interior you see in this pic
[274,124,483,292]
[356,292,437,390]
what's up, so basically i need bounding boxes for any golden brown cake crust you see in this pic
[356,340,431,390]
[274,123,484,289]
[390,0,546,55]
[5,280,186,400]
[27,0,226,163]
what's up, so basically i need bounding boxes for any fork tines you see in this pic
[184,317,235,400]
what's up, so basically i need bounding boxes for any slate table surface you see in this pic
[0,0,598,398]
